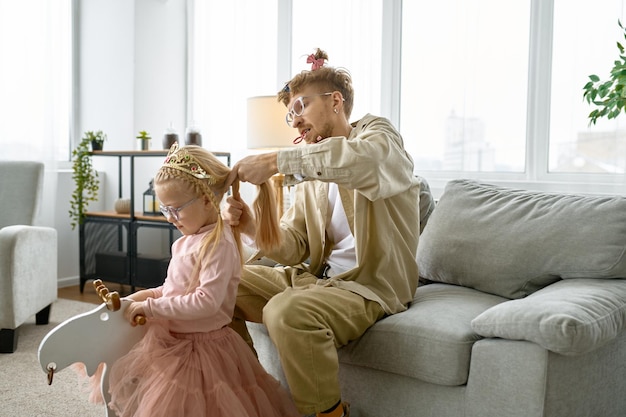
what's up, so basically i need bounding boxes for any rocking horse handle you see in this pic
[92,280,146,325]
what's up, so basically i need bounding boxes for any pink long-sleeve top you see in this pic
[142,223,241,333]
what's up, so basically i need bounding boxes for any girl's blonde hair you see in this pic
[155,144,281,292]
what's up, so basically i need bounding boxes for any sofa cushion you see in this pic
[417,179,626,299]
[338,283,506,386]
[471,278,626,355]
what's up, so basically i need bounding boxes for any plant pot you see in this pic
[140,140,150,151]
[91,141,103,151]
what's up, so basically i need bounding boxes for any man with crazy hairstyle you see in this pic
[224,48,423,417]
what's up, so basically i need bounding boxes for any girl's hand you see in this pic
[223,194,256,238]
[124,301,146,327]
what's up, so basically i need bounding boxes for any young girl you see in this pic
[96,143,298,417]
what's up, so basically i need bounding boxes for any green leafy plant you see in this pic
[69,133,101,229]
[583,20,626,125]
[85,130,107,150]
[136,130,151,141]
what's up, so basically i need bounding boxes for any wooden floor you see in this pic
[58,281,136,305]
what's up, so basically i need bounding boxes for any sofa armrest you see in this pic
[471,278,626,355]
[0,225,58,328]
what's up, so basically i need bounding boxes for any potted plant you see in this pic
[85,130,107,151]
[69,133,101,229]
[583,20,626,125]
[136,130,151,150]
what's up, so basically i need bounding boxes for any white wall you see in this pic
[55,0,188,285]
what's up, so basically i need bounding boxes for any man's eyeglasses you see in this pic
[159,197,197,221]
[285,92,333,126]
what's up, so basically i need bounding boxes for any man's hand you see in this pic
[225,152,279,187]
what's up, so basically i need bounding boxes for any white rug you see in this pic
[0,299,104,417]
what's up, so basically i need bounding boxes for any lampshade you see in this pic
[247,95,295,149]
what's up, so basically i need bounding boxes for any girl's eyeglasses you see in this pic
[159,197,197,221]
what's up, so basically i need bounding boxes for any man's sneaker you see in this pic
[315,401,350,417]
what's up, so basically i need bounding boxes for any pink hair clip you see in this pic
[307,54,324,70]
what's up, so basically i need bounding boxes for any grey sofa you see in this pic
[246,179,626,417]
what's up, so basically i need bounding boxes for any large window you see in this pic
[400,0,530,174]
[190,0,383,156]
[191,0,626,192]
[291,0,383,120]
[549,0,626,174]
[189,0,281,155]
[0,0,72,162]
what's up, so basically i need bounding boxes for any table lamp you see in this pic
[247,95,295,217]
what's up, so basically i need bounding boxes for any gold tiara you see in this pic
[162,143,215,183]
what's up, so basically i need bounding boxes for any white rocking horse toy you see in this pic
[38,280,147,417]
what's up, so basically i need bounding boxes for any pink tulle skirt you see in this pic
[80,322,299,417]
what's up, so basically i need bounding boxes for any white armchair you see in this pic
[0,161,57,353]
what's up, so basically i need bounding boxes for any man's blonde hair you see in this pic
[278,48,354,119]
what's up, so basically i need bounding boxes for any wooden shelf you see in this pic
[86,211,169,222]
[90,150,231,159]
[92,150,170,156]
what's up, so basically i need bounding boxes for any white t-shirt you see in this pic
[324,183,356,277]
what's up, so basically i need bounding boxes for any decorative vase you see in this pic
[185,124,202,146]
[163,125,179,149]
[114,198,131,214]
